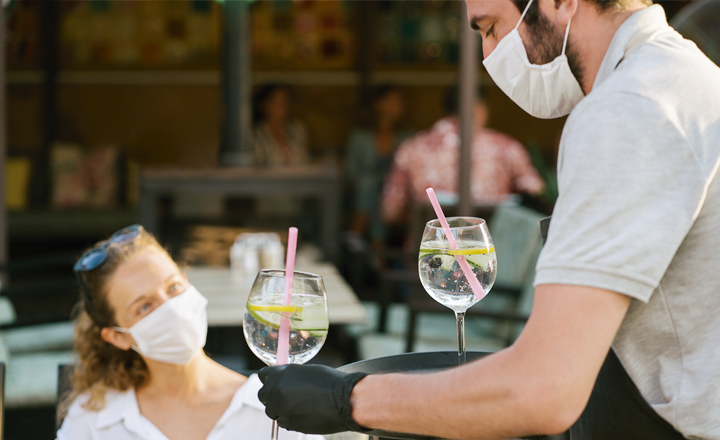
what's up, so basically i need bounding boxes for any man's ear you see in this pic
[101,327,133,351]
[556,0,578,27]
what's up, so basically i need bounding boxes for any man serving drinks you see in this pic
[259,0,720,438]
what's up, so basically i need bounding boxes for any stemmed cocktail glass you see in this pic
[419,217,496,364]
[243,269,329,439]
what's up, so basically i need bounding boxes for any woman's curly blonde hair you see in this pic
[59,229,174,420]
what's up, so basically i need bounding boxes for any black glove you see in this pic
[258,364,368,435]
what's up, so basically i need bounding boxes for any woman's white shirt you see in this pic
[56,375,324,440]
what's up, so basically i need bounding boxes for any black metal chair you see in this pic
[0,252,78,329]
[1,362,5,440]
[0,253,78,414]
[56,364,74,431]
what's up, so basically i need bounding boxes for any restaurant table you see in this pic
[139,166,341,260]
[185,262,368,326]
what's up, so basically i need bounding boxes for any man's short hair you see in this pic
[514,0,653,24]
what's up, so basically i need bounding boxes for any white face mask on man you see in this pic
[113,285,208,365]
[482,0,585,119]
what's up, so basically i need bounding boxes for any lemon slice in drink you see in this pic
[247,304,303,314]
[419,247,495,257]
[419,247,496,271]
[246,304,299,329]
[246,302,328,335]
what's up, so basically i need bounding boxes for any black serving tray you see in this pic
[337,351,491,440]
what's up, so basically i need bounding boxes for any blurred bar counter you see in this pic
[139,166,341,261]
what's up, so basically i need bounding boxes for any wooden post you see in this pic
[0,363,5,440]
[220,0,253,166]
[0,1,7,275]
[458,3,477,217]
[36,0,59,207]
[355,1,374,121]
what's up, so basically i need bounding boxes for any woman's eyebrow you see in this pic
[127,294,149,309]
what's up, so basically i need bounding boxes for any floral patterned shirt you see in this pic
[381,117,544,222]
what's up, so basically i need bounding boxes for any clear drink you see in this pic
[243,293,329,366]
[419,217,496,364]
[418,240,497,312]
[243,269,328,440]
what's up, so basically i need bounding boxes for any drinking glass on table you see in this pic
[243,269,329,439]
[419,217,496,364]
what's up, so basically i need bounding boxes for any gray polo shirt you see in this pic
[534,6,720,438]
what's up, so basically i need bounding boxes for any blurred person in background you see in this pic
[345,86,413,246]
[252,84,309,168]
[381,86,544,225]
[57,225,321,440]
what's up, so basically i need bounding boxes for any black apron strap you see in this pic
[570,349,685,440]
[538,217,684,440]
[539,217,551,245]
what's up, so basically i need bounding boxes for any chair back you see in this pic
[491,209,546,341]
[0,253,78,327]
[0,297,15,327]
[56,364,75,430]
[1,362,5,440]
[408,197,521,252]
[488,205,545,290]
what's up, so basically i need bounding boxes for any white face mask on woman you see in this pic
[482,0,584,119]
[113,285,208,365]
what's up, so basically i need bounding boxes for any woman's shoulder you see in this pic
[65,389,132,419]
[58,389,133,438]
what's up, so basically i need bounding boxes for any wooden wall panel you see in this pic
[55,84,221,167]
[7,82,564,169]
[7,85,43,151]
[290,85,358,156]
[401,86,448,134]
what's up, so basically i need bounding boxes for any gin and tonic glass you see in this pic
[419,217,496,364]
[243,269,329,439]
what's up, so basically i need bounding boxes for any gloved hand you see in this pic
[258,364,368,434]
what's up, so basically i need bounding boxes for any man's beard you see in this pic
[523,10,586,92]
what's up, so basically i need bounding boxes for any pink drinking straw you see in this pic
[425,188,486,301]
[275,227,298,366]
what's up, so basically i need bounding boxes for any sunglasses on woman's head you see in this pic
[74,224,144,272]
[74,224,145,318]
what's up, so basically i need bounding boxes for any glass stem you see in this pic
[272,420,279,440]
[455,311,466,365]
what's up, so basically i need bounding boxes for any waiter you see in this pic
[259,0,720,438]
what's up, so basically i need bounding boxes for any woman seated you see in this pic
[57,225,322,440]
[252,84,309,168]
